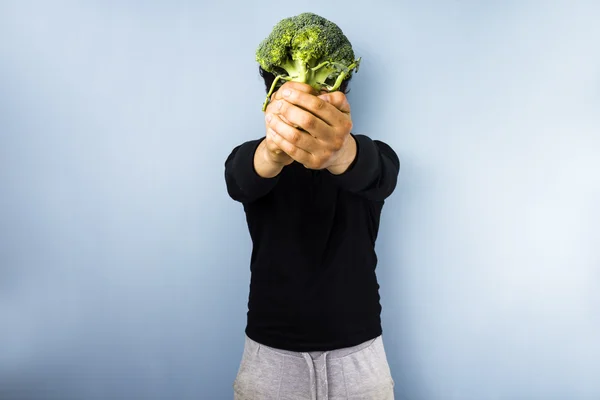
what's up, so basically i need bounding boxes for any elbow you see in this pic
[224,169,248,204]
[367,156,400,202]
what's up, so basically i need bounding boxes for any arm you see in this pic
[225,85,305,204]
[326,134,400,201]
[224,138,282,204]
[265,83,400,201]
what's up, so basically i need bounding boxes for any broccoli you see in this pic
[256,12,361,111]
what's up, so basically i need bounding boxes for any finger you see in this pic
[266,100,298,129]
[270,105,298,128]
[273,99,330,135]
[318,92,351,114]
[279,113,298,128]
[278,88,342,127]
[266,112,316,153]
[267,125,315,167]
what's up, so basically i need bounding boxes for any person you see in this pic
[224,65,400,400]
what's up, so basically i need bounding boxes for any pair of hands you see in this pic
[259,81,357,176]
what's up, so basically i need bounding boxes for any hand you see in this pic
[261,83,318,167]
[265,82,356,173]
[253,83,319,178]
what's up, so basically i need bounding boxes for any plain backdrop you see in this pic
[1,1,599,399]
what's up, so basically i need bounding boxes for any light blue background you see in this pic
[1,1,599,399]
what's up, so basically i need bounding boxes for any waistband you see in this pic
[245,334,380,360]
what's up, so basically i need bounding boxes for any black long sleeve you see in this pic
[327,134,400,201]
[224,138,280,204]
[224,134,400,351]
[225,134,399,204]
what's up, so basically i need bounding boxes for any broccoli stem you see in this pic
[310,61,332,71]
[262,74,292,111]
[261,58,360,110]
[325,58,361,91]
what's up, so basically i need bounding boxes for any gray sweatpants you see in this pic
[233,335,395,400]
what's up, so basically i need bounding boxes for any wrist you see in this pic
[327,134,357,175]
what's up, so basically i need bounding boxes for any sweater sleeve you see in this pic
[224,138,281,204]
[326,134,400,201]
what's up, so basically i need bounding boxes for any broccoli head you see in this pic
[256,12,361,111]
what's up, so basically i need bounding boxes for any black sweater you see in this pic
[224,134,400,351]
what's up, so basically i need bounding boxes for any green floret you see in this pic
[256,12,361,111]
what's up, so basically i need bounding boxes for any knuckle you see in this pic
[290,130,301,144]
[345,119,353,132]
[302,114,316,129]
[311,155,324,169]
[335,137,344,150]
[314,98,326,110]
